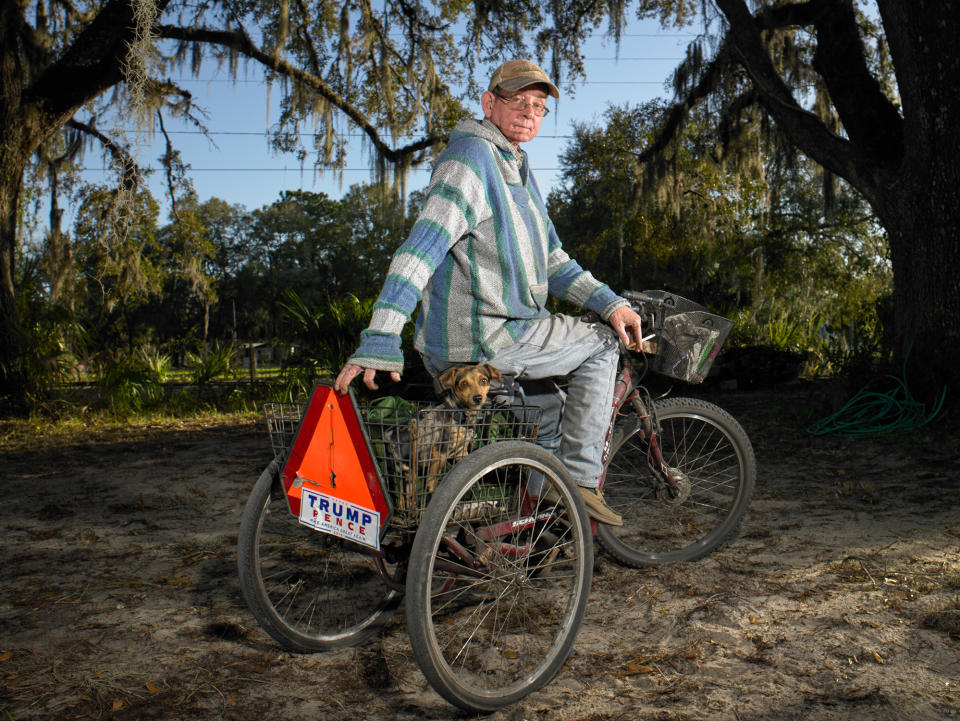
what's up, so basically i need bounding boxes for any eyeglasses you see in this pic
[494,91,550,117]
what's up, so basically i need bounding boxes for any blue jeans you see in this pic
[422,314,620,487]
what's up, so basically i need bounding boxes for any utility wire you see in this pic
[94,129,578,138]
[169,77,670,84]
[76,166,564,172]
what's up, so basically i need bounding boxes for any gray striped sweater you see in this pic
[349,118,627,372]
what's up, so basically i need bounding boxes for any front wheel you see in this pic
[597,397,756,567]
[405,441,593,712]
[237,457,403,652]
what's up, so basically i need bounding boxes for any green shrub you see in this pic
[97,356,165,412]
[186,342,238,385]
[280,290,377,374]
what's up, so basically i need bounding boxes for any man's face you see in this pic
[481,86,548,147]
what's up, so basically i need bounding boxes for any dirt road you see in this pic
[1,384,958,720]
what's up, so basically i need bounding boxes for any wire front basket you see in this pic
[263,399,540,527]
[624,290,734,384]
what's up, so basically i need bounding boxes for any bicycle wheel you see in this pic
[405,441,593,712]
[597,397,756,567]
[237,457,402,652]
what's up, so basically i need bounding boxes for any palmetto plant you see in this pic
[136,346,172,384]
[280,290,374,375]
[98,354,164,412]
[186,342,238,386]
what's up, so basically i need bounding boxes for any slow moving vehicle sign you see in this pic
[279,383,392,547]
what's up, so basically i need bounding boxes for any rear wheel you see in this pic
[597,397,755,567]
[237,458,402,651]
[405,441,593,712]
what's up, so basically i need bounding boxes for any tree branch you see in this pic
[28,0,172,124]
[394,0,447,34]
[293,0,322,76]
[714,0,885,204]
[631,42,733,164]
[762,0,903,167]
[155,23,445,164]
[754,0,830,29]
[66,118,140,188]
[157,110,182,224]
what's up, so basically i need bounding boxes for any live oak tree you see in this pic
[643,0,960,399]
[551,101,888,341]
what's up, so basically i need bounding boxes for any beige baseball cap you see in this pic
[488,59,559,98]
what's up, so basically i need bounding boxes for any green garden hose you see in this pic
[807,359,947,437]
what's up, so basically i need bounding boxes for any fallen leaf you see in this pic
[146,681,162,693]
[112,699,124,711]
[618,660,654,675]
[873,651,885,665]
[0,651,13,662]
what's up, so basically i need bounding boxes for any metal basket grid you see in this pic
[624,290,733,384]
[262,400,540,527]
[263,401,306,458]
[363,403,541,526]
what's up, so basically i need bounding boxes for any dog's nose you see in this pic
[472,394,483,406]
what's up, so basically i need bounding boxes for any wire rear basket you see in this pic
[263,401,306,458]
[624,290,734,384]
[263,399,540,527]
[365,400,540,526]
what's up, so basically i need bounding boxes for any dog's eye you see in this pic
[479,377,489,386]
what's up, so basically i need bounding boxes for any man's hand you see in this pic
[334,363,402,394]
[607,305,644,349]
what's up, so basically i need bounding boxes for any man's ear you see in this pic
[480,90,495,119]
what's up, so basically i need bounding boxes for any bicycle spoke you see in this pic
[597,399,755,567]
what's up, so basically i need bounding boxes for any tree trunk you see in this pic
[0,150,27,410]
[0,0,143,410]
[880,144,960,405]
[46,161,75,309]
[873,0,960,404]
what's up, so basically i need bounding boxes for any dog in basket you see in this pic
[405,363,502,505]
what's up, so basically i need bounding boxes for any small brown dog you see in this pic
[437,363,502,412]
[407,364,502,502]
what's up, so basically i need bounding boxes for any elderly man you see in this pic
[335,59,643,524]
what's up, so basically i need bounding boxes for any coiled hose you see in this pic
[807,358,947,437]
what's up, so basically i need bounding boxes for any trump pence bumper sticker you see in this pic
[298,488,381,550]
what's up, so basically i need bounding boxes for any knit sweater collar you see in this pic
[453,118,525,164]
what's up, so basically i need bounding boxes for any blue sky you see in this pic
[78,20,696,218]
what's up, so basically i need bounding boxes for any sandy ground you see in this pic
[1,383,958,721]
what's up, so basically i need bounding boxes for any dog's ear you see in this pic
[438,367,460,390]
[483,364,501,382]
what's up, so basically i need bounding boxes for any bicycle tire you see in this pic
[237,457,402,652]
[405,441,593,712]
[597,397,756,567]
